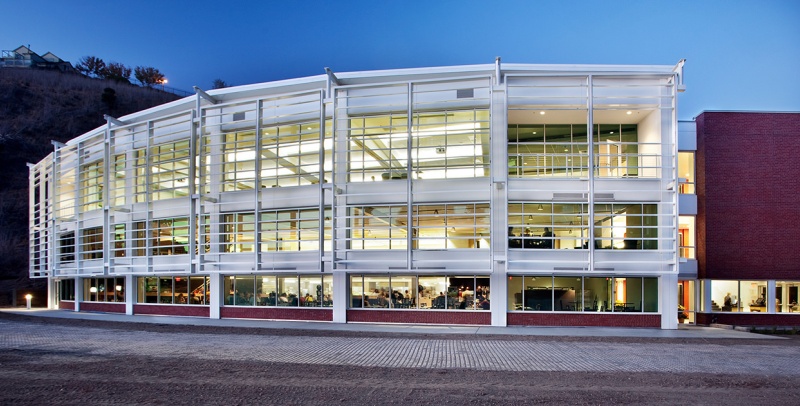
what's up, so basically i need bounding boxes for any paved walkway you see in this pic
[2,309,799,376]
[0,308,773,338]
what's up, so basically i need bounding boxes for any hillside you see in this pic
[0,68,181,305]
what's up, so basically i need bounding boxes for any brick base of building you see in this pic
[221,307,332,321]
[80,302,125,313]
[347,309,492,325]
[58,301,75,311]
[508,312,661,327]
[134,304,210,318]
[697,312,800,326]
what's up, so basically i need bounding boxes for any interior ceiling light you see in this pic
[539,111,546,115]
[626,111,632,115]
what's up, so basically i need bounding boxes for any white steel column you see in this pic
[489,70,507,327]
[209,273,221,319]
[767,280,777,314]
[332,270,347,323]
[587,75,595,272]
[661,273,678,329]
[74,277,82,312]
[125,274,134,315]
[47,278,55,309]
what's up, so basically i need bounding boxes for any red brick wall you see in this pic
[221,307,332,321]
[697,312,800,327]
[347,310,491,325]
[134,304,210,318]
[696,112,800,279]
[59,301,75,310]
[80,302,125,313]
[508,312,661,327]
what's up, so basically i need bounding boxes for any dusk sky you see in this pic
[2,0,798,120]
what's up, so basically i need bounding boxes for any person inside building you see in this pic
[541,227,553,249]
[508,227,522,249]
[723,292,732,311]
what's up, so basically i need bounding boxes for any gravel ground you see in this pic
[1,312,799,405]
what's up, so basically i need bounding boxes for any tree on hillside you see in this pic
[102,62,132,83]
[134,66,166,87]
[75,56,106,78]
[212,78,229,89]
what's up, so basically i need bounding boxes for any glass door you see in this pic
[678,280,695,324]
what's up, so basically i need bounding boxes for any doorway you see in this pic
[678,280,695,324]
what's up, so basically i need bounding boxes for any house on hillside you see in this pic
[1,45,74,72]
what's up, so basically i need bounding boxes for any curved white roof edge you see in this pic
[64,61,682,147]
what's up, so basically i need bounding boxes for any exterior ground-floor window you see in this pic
[84,277,126,302]
[223,274,333,307]
[776,281,800,313]
[349,274,490,310]
[508,275,658,312]
[705,280,800,314]
[57,279,75,301]
[137,276,210,305]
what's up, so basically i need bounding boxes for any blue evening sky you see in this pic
[2,0,798,119]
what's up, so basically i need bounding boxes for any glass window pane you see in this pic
[189,276,206,305]
[554,276,582,312]
[277,275,298,306]
[523,276,552,311]
[643,278,658,312]
[299,276,321,307]
[614,277,642,312]
[508,276,523,310]
[233,276,255,306]
[322,275,333,307]
[363,275,391,308]
[350,275,364,308]
[256,275,277,306]
[174,276,189,304]
[447,276,475,310]
[711,280,739,312]
[584,277,612,312]
[418,276,446,310]
[741,280,767,313]
[158,277,173,304]
[390,276,416,308]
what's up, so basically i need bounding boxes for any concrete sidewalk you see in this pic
[1,307,777,340]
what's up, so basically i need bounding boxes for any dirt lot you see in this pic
[1,313,799,405]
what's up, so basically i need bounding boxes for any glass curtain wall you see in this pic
[508,203,589,249]
[137,276,210,305]
[347,110,489,182]
[593,204,658,250]
[508,275,658,312]
[344,204,490,250]
[776,281,800,313]
[507,76,589,178]
[223,275,333,307]
[83,277,125,302]
[350,274,490,310]
[592,76,671,179]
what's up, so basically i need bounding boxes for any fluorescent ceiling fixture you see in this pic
[626,111,632,115]
[540,111,546,115]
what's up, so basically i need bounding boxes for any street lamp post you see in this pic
[25,294,32,309]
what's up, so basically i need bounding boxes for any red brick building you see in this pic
[690,112,800,325]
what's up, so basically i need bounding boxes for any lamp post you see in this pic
[25,294,32,309]
[160,78,168,91]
